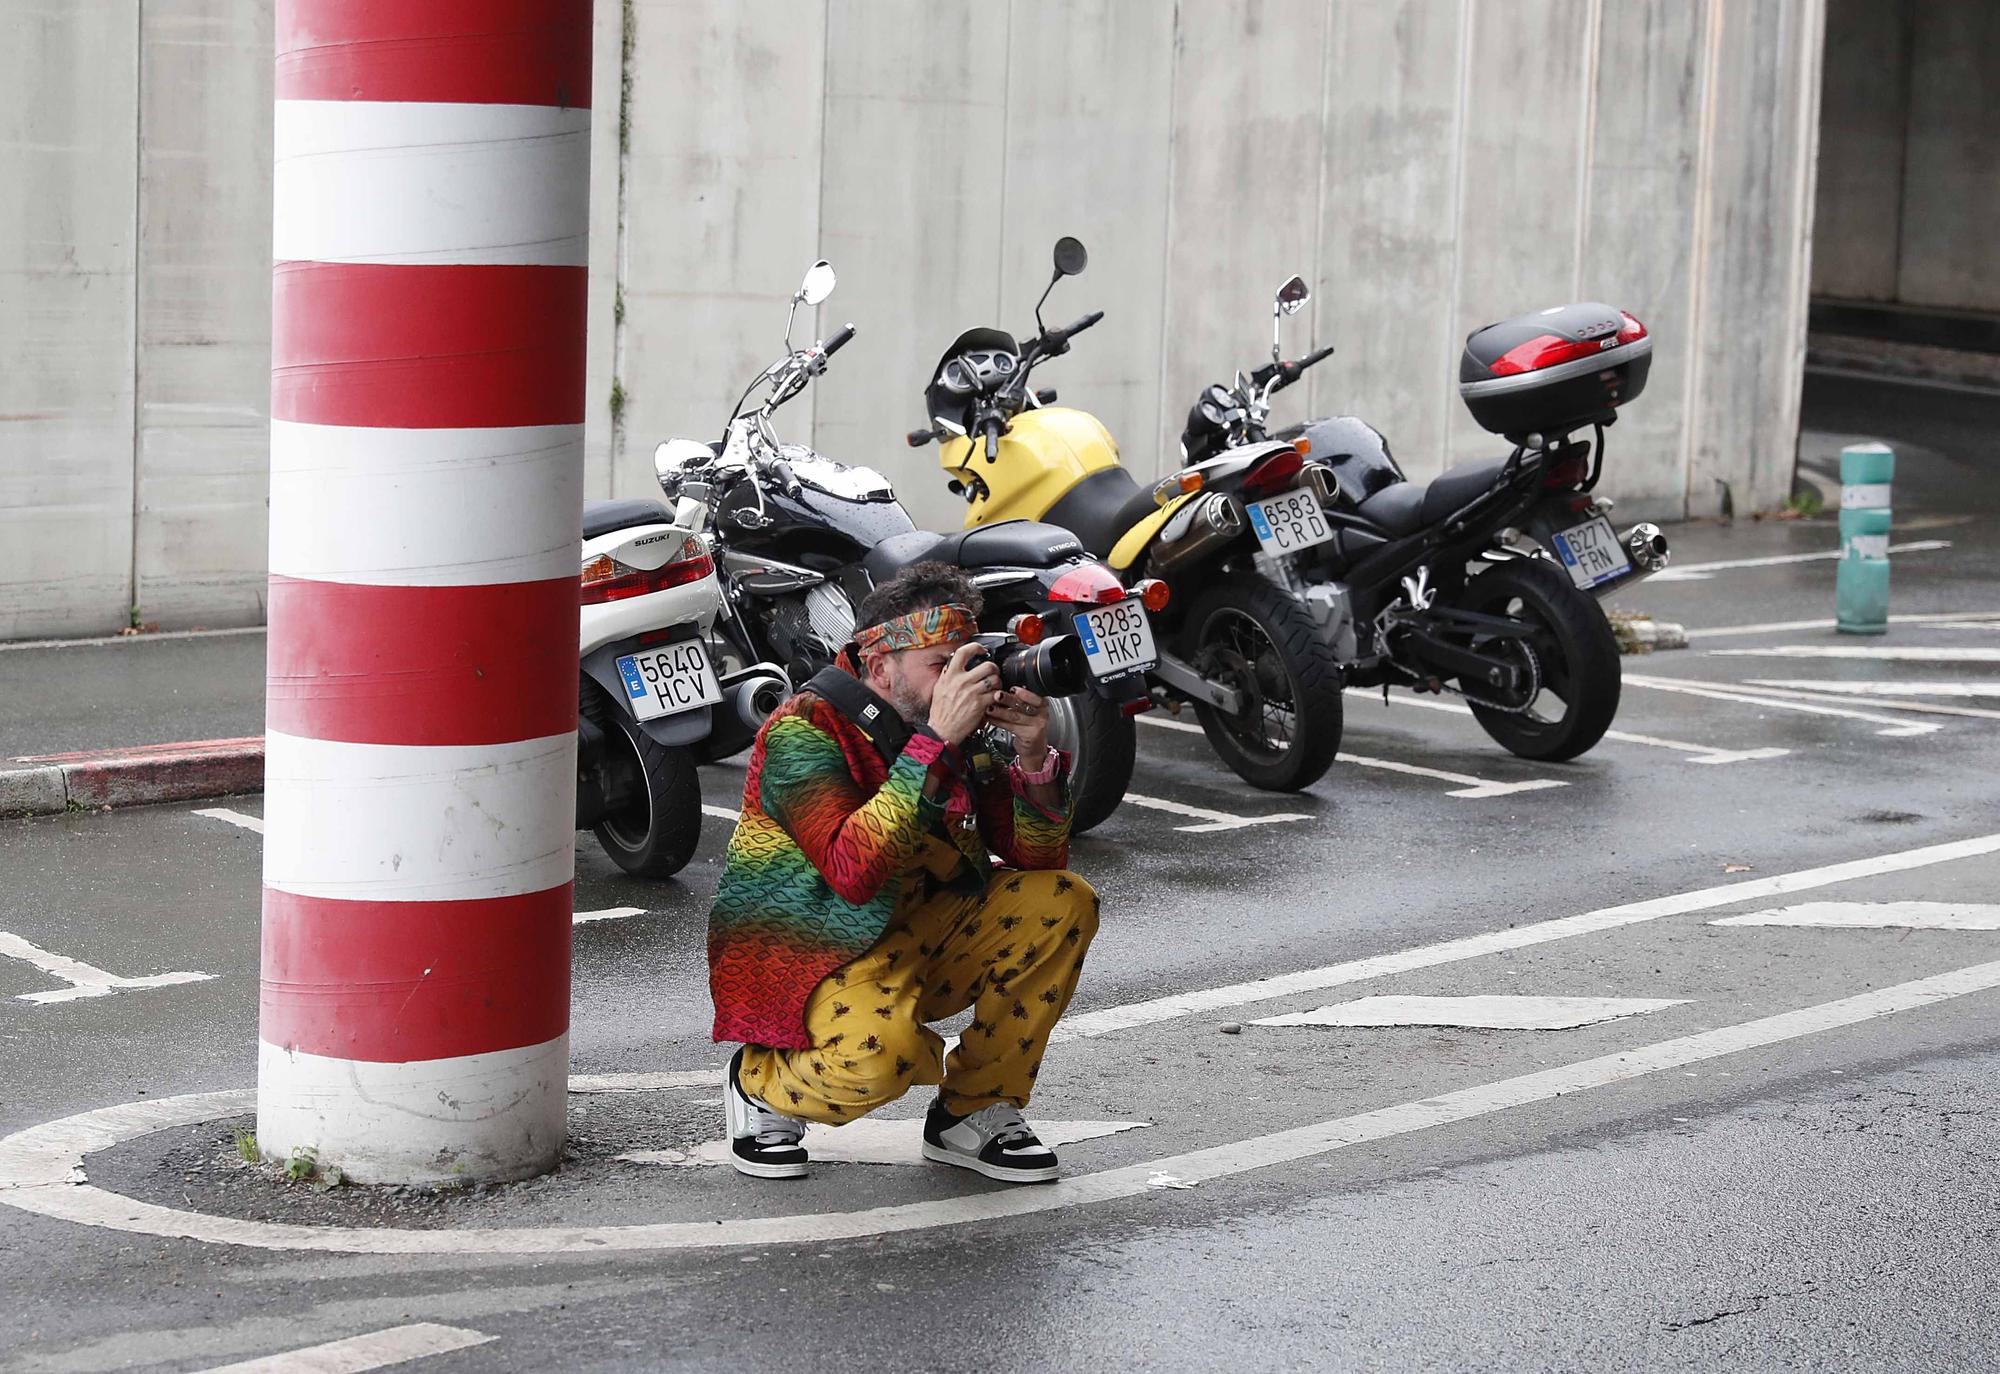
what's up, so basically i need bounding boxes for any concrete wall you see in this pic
[1,0,1826,639]
[1811,0,2000,312]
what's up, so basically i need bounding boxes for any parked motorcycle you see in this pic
[576,504,734,877]
[1176,274,1671,761]
[652,260,1160,833]
[907,237,1345,793]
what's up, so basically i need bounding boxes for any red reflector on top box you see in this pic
[272,262,586,429]
[277,0,593,108]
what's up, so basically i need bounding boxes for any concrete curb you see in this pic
[1,737,263,818]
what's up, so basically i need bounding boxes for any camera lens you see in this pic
[995,635,1090,698]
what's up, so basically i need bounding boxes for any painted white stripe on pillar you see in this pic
[274,101,590,265]
[269,421,583,585]
[262,731,575,901]
[256,1036,567,1185]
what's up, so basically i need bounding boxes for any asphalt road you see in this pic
[2,374,1997,1373]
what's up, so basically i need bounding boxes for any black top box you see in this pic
[1459,302,1652,442]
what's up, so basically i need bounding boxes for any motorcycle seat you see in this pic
[862,520,1087,585]
[1357,456,1516,536]
[583,498,673,539]
[1042,467,1163,560]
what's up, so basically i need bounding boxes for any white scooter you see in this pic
[577,501,788,876]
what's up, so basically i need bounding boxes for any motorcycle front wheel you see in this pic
[1187,574,1344,791]
[1042,690,1137,835]
[592,711,704,878]
[1457,557,1621,761]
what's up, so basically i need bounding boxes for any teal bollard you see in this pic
[1836,442,1894,635]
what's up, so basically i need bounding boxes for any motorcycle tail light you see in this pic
[1048,563,1127,605]
[1542,449,1591,489]
[1120,698,1155,717]
[1009,612,1047,645]
[1242,449,1305,500]
[580,535,715,605]
[1134,577,1170,612]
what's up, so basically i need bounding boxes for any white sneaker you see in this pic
[921,1100,1059,1183]
[724,1047,809,1179]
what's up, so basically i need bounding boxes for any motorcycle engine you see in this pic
[766,583,857,680]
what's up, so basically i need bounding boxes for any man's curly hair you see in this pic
[856,561,984,634]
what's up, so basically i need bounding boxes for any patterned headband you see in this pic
[853,602,976,659]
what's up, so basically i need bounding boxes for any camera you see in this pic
[969,631,1091,699]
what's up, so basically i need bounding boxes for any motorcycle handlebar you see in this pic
[907,427,936,448]
[982,414,1003,461]
[822,322,856,358]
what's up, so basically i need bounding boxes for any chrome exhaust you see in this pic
[1585,522,1671,600]
[1150,492,1246,580]
[727,671,790,731]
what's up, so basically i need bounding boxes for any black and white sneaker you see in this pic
[921,1100,1059,1183]
[724,1047,809,1179]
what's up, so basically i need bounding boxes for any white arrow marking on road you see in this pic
[1342,687,1787,765]
[0,931,214,1005]
[192,807,264,833]
[1120,791,1311,832]
[1623,673,1939,736]
[1712,901,2000,930]
[1746,679,2000,698]
[191,1322,494,1373]
[1646,539,1951,582]
[1715,645,2000,662]
[1250,994,1686,1030]
[620,1117,1149,1169]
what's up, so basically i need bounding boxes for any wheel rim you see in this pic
[1475,593,1574,733]
[1199,608,1298,761]
[597,722,654,851]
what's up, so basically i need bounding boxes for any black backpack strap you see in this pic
[801,666,913,769]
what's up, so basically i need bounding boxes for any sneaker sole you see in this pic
[729,1154,809,1180]
[725,1056,808,1180]
[920,1140,1059,1184]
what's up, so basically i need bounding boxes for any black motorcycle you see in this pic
[1178,275,1671,762]
[651,260,1156,832]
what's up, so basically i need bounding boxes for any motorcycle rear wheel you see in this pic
[1188,574,1344,792]
[1042,691,1137,834]
[593,712,704,878]
[1458,557,1621,761]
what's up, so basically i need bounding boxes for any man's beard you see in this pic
[884,679,930,729]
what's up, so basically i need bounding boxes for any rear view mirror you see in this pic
[1053,236,1088,278]
[654,438,714,487]
[797,260,836,306]
[1276,275,1310,315]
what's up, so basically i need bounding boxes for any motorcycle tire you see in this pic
[1042,690,1137,835]
[1187,574,1344,792]
[1457,557,1621,762]
[592,712,704,878]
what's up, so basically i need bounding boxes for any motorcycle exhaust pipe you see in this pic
[728,672,790,731]
[1586,522,1672,600]
[1150,492,1245,581]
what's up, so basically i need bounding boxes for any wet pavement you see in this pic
[2,374,1998,1372]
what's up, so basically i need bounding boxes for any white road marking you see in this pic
[1682,677,2000,722]
[0,932,215,1005]
[621,1117,1148,1169]
[0,626,264,653]
[1341,687,1785,765]
[1712,901,2000,930]
[193,1322,494,1373]
[1715,645,2000,663]
[1683,611,2000,639]
[572,907,645,926]
[1050,829,2000,1041]
[1251,994,1685,1030]
[568,1070,716,1093]
[193,807,265,834]
[1746,678,2000,698]
[9,960,1999,1252]
[701,804,741,822]
[1121,792,1311,833]
[1647,539,1951,582]
[1622,673,1939,736]
[1139,707,1564,800]
[1803,363,2000,398]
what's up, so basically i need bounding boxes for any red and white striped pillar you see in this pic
[260,1,594,1183]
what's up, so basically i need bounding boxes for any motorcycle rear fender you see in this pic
[581,634,716,748]
[1106,492,1196,571]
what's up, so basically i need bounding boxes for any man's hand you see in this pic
[930,642,1003,745]
[986,687,1051,767]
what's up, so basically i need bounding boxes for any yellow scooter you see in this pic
[906,237,1343,792]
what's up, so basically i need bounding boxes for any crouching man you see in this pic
[708,562,1099,1183]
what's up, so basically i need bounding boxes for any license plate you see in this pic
[1551,515,1632,589]
[1074,599,1158,680]
[1246,488,1335,555]
[615,641,722,721]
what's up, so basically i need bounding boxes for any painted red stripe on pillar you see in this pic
[272,262,587,429]
[261,884,573,1063]
[277,0,593,108]
[266,576,578,746]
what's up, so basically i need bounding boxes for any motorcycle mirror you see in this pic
[654,438,714,488]
[797,260,835,306]
[1052,236,1088,278]
[1276,274,1310,315]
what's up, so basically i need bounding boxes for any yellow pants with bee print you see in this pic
[738,851,1099,1126]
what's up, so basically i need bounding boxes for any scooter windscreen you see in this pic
[924,327,1020,429]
